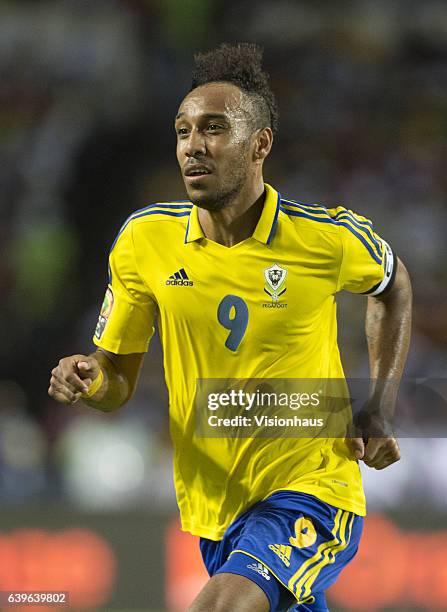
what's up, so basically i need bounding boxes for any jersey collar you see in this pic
[252,183,281,245]
[184,183,281,245]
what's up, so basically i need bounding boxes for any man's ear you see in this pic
[253,127,273,163]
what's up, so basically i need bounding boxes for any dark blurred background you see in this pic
[0,0,446,610]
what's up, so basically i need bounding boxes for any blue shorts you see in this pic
[200,491,363,612]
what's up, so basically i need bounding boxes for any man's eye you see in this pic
[177,128,189,136]
[208,124,222,131]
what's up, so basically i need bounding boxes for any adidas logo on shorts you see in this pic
[269,543,292,567]
[246,562,271,581]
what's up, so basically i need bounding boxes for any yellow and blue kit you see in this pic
[93,183,395,609]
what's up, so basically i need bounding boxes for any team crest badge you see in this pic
[264,263,287,301]
[95,287,114,340]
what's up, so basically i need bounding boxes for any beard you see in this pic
[185,149,249,211]
[191,175,246,211]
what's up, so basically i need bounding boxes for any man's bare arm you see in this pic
[366,257,412,382]
[351,257,412,468]
[48,350,145,412]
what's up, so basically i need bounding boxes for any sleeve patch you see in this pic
[94,287,114,340]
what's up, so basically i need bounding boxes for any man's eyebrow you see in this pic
[175,112,228,121]
[201,113,228,121]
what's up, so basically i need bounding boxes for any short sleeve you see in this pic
[93,219,157,354]
[334,207,396,296]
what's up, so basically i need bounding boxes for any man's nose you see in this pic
[185,129,206,157]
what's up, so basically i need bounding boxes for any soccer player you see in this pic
[48,43,412,611]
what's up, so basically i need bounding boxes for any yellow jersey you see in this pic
[93,183,395,540]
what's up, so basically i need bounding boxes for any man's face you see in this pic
[175,82,255,210]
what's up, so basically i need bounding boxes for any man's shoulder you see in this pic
[111,200,192,247]
[279,196,384,266]
[279,196,343,235]
[127,200,193,226]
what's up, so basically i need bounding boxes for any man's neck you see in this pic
[197,180,265,247]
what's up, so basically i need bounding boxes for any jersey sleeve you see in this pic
[93,219,157,354]
[334,207,396,296]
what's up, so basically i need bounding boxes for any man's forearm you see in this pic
[365,259,412,422]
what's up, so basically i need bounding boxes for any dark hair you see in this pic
[191,42,279,135]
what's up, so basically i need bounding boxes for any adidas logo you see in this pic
[166,268,193,286]
[246,562,271,581]
[268,544,292,567]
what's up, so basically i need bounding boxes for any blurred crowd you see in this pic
[0,0,446,515]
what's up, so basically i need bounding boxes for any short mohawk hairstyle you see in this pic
[191,42,279,135]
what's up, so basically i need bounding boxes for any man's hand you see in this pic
[350,437,401,470]
[48,354,102,404]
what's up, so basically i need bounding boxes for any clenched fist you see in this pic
[350,436,401,470]
[48,354,102,404]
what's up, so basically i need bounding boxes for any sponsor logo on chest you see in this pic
[166,268,193,286]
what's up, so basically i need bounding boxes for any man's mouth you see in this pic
[184,165,212,178]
